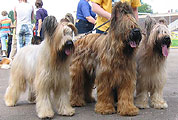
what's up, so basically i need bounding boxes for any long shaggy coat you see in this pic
[4,16,77,119]
[70,2,142,116]
[135,16,171,109]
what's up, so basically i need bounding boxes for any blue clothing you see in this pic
[35,8,48,30]
[76,0,96,21]
[0,33,8,51]
[35,8,48,40]
[16,24,33,48]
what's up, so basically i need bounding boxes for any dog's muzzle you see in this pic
[128,28,142,48]
[161,35,171,57]
[64,40,75,56]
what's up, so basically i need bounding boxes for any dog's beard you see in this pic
[128,28,142,48]
[154,35,171,57]
[57,40,74,61]
[123,28,142,56]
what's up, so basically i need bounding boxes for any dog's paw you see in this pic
[70,99,86,107]
[150,99,168,109]
[95,103,116,114]
[4,95,16,107]
[58,106,75,116]
[135,98,150,109]
[37,109,54,119]
[5,100,16,107]
[117,104,139,116]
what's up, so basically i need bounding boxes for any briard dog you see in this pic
[4,16,76,118]
[70,2,142,116]
[135,16,171,109]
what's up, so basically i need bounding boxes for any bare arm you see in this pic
[91,2,111,20]
[31,6,34,22]
[37,19,42,36]
[14,7,17,21]
[132,7,139,21]
[86,16,96,24]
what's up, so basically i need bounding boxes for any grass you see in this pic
[171,39,178,48]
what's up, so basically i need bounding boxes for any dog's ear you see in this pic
[67,23,78,36]
[158,17,168,26]
[42,16,58,37]
[62,23,78,36]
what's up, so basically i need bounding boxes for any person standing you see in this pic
[14,0,34,50]
[35,0,48,40]
[0,11,12,57]
[75,0,96,34]
[91,0,141,34]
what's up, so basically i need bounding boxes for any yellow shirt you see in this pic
[121,0,141,8]
[91,0,141,32]
[91,0,112,32]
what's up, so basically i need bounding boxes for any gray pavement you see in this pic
[0,48,178,120]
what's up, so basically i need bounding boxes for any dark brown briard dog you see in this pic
[70,2,142,116]
[135,16,171,109]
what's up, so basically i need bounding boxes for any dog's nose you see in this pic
[65,40,74,47]
[164,36,170,41]
[133,28,140,32]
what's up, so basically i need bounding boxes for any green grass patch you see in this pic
[171,39,178,47]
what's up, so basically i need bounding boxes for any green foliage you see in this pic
[138,3,153,13]
[8,10,15,23]
[171,39,178,47]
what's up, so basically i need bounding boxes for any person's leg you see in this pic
[24,24,32,46]
[16,25,24,50]
[9,29,17,60]
[0,33,8,57]
[75,20,90,34]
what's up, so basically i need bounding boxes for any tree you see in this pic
[8,10,15,23]
[138,3,153,13]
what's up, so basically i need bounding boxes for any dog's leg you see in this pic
[70,63,86,107]
[35,76,54,119]
[4,76,26,107]
[150,88,168,109]
[135,82,149,109]
[117,79,139,116]
[28,85,36,103]
[55,83,75,116]
[95,77,116,114]
[84,77,95,103]
[135,90,149,109]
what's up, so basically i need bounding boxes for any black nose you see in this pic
[164,36,170,41]
[66,40,73,45]
[133,28,140,32]
[65,40,74,48]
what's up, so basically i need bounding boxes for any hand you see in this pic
[37,32,40,37]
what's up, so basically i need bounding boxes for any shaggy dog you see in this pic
[70,2,142,116]
[135,16,171,109]
[4,16,76,118]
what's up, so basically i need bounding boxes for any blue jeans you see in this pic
[0,33,8,51]
[16,24,32,49]
[75,20,95,34]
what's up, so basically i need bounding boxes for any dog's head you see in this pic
[110,2,142,55]
[145,16,171,57]
[43,16,76,62]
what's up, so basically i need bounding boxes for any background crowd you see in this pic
[0,0,141,61]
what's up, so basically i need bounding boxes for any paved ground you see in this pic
[0,48,178,120]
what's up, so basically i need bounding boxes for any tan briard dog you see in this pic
[70,2,142,116]
[4,16,77,118]
[135,16,171,109]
